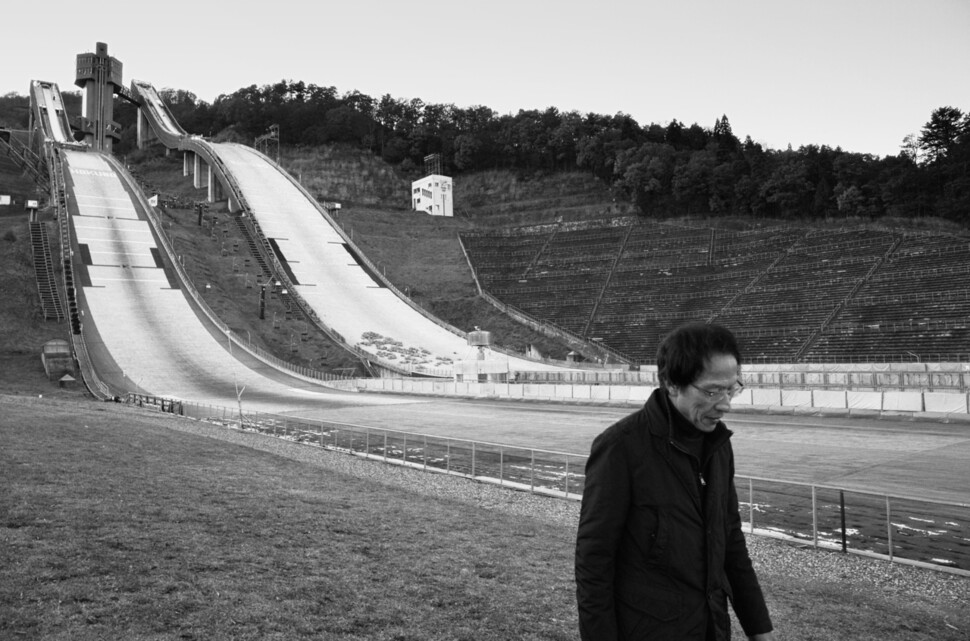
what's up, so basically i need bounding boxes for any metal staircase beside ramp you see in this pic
[29,220,65,321]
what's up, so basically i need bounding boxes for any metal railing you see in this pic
[128,394,970,575]
[135,395,586,500]
[737,476,970,575]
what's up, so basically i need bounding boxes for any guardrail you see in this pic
[129,394,970,575]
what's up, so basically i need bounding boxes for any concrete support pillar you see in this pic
[136,109,147,149]
[135,108,160,149]
[207,164,222,203]
[183,151,191,177]
[193,154,202,189]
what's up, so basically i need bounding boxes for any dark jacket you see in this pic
[575,389,773,640]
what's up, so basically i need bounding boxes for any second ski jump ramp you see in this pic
[212,142,574,374]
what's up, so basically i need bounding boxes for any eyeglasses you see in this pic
[689,380,745,401]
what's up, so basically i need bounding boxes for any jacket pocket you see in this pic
[626,504,668,565]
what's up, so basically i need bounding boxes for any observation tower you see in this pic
[74,42,124,151]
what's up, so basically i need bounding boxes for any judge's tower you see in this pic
[74,42,124,151]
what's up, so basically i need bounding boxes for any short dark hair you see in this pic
[657,322,741,388]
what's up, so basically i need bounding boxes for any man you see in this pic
[575,322,776,640]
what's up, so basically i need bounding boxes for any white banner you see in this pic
[882,392,924,412]
[751,388,782,406]
[847,391,883,410]
[924,392,968,415]
[781,390,813,407]
[813,390,847,409]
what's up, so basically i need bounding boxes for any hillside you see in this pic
[0,214,86,397]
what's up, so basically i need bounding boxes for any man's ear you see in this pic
[665,382,683,399]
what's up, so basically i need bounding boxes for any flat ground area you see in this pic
[282,395,970,505]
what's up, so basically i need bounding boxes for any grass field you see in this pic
[2,394,969,640]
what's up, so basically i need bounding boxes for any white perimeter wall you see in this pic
[333,379,970,420]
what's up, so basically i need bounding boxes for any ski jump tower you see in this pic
[73,42,124,151]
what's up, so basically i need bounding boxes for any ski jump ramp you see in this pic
[130,80,583,378]
[62,148,409,410]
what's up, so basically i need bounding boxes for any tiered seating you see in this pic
[584,317,686,363]
[806,323,970,362]
[715,229,897,356]
[462,223,633,334]
[734,328,816,362]
[805,234,970,361]
[460,228,553,288]
[460,220,970,364]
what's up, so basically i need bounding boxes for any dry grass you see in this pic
[2,398,969,640]
[1,399,577,641]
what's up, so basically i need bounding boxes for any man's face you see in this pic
[667,353,740,433]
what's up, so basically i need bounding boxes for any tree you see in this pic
[672,150,715,213]
[712,115,739,159]
[452,133,482,171]
[759,152,813,217]
[613,142,677,215]
[0,92,29,129]
[919,106,966,164]
[900,133,920,165]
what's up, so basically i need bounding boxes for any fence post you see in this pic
[840,490,848,553]
[471,442,476,478]
[423,435,428,471]
[403,434,408,465]
[383,433,388,463]
[812,485,818,548]
[564,456,570,498]
[447,440,451,473]
[499,447,504,486]
[886,496,894,563]
[530,451,535,493]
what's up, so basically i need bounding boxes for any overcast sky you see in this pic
[2,0,967,158]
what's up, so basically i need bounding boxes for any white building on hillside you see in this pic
[411,174,453,217]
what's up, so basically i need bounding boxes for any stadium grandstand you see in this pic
[459,218,970,365]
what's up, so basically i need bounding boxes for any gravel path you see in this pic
[159,413,970,610]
